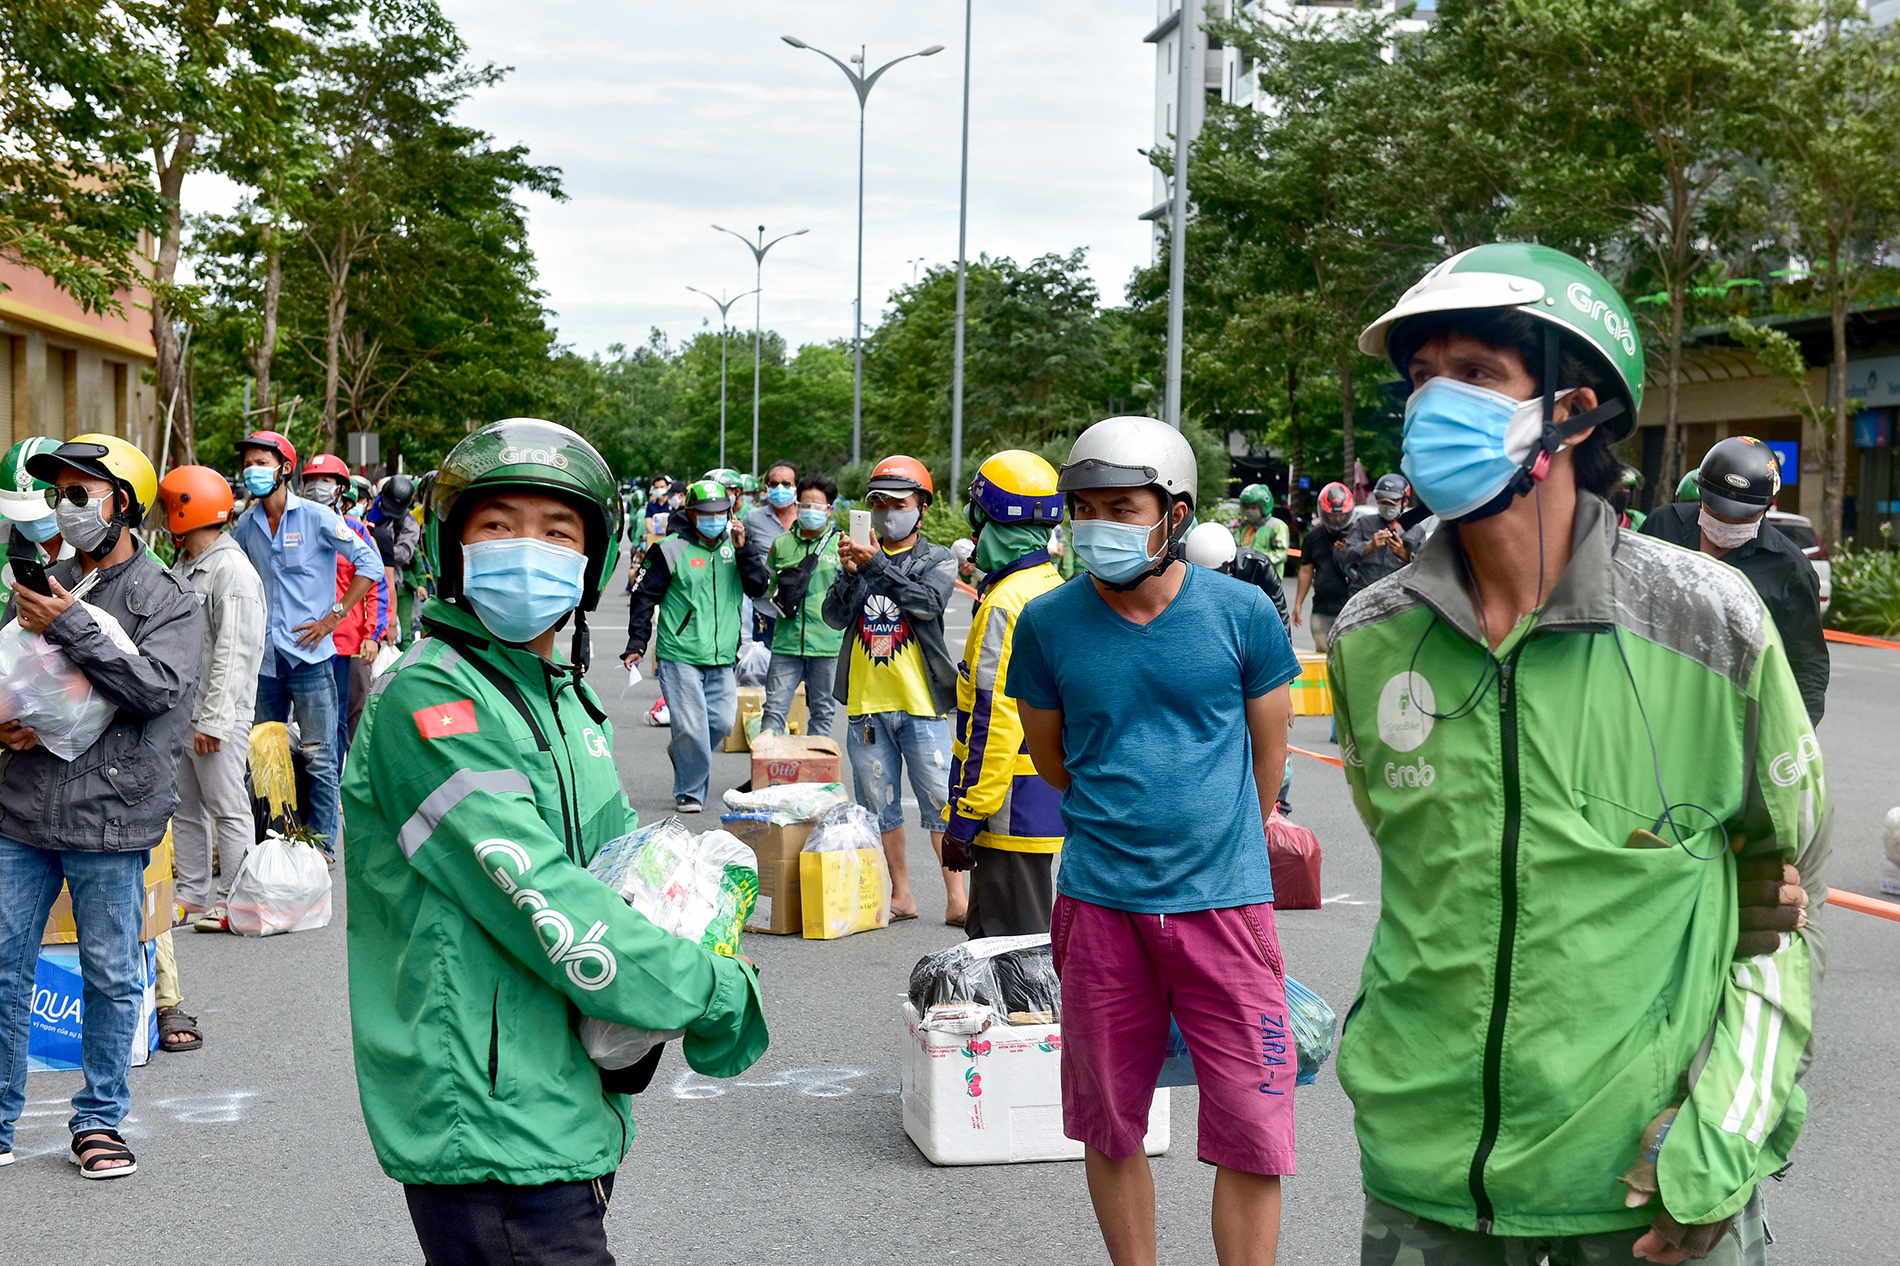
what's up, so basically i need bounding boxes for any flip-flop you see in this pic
[944,912,966,928]
[890,909,919,923]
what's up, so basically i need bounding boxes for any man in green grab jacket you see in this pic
[1334,245,1823,1265]
[344,419,766,1266]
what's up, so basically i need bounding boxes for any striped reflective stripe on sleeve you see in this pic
[399,768,533,859]
[1719,957,1785,1144]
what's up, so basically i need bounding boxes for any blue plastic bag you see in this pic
[1154,975,1338,1088]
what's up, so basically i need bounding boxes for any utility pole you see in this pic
[951,0,974,508]
[1164,0,1199,430]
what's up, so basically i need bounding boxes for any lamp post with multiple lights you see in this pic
[712,224,807,478]
[782,34,944,466]
[685,285,758,469]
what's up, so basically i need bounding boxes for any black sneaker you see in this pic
[675,797,703,814]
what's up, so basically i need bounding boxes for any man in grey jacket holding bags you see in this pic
[0,437,202,1179]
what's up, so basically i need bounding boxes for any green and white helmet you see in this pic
[0,436,63,523]
[1359,242,1644,441]
[1239,483,1274,514]
[425,418,623,612]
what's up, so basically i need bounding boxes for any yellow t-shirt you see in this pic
[846,545,941,718]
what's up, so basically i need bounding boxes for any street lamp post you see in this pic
[783,34,944,467]
[1164,0,1200,431]
[686,285,759,469]
[712,223,808,479]
[950,0,973,508]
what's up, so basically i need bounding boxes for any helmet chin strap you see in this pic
[82,489,132,561]
[1473,325,1628,520]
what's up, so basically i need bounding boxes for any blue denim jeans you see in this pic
[255,650,340,851]
[0,837,148,1150]
[846,711,952,833]
[332,653,353,781]
[761,651,839,739]
[656,659,737,805]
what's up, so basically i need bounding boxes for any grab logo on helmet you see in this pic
[499,444,570,470]
[1566,282,1639,356]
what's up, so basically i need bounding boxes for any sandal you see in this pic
[156,1006,203,1053]
[69,1129,137,1179]
[889,909,919,923]
[193,905,229,933]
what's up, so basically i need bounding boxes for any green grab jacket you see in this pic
[1328,494,1827,1239]
[343,600,767,1187]
[766,526,845,659]
[624,528,768,668]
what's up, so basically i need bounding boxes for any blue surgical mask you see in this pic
[796,506,830,531]
[1071,517,1165,585]
[1400,378,1568,520]
[16,514,60,543]
[460,537,586,644]
[243,466,279,498]
[695,513,729,539]
[767,484,796,508]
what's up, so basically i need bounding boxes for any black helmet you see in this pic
[1696,437,1780,519]
[381,473,417,512]
[1372,473,1410,503]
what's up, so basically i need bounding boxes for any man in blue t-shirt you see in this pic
[1006,416,1300,1266]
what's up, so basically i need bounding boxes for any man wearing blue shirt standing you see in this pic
[1007,416,1300,1266]
[231,430,382,853]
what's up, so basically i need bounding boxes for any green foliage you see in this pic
[917,495,967,548]
[1826,537,1900,637]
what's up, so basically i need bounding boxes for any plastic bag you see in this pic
[735,639,770,686]
[1265,809,1323,910]
[798,802,890,938]
[1156,975,1338,1088]
[721,780,848,824]
[908,934,1059,1025]
[579,820,759,1069]
[0,606,139,761]
[370,641,403,678]
[226,831,333,936]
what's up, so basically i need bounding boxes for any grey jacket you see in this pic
[0,540,205,852]
[822,537,959,716]
[174,533,267,741]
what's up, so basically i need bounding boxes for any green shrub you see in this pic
[1826,541,1900,637]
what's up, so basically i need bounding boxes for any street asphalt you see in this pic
[5,584,1895,1264]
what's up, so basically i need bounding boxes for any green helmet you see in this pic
[424,418,623,613]
[739,472,760,494]
[1676,469,1701,500]
[1359,242,1645,440]
[703,467,742,492]
[0,436,63,523]
[1239,483,1274,514]
[684,479,732,512]
[1618,466,1643,489]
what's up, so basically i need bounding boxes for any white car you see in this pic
[1764,509,1830,614]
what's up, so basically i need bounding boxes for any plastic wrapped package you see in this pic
[908,934,1058,1025]
[580,820,760,1070]
[0,608,139,761]
[720,781,848,824]
[798,802,891,938]
[226,832,333,936]
[1265,809,1323,910]
[1155,975,1338,1088]
[735,639,770,686]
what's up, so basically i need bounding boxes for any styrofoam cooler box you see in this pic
[29,939,158,1073]
[902,1001,1170,1165]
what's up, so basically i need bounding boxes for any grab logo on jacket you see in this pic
[858,593,913,664]
[473,837,617,991]
[1377,673,1435,753]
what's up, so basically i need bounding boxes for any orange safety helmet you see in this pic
[868,454,934,505]
[158,464,235,534]
[303,453,351,482]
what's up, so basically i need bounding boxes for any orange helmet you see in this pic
[303,453,350,482]
[158,465,235,534]
[868,454,934,505]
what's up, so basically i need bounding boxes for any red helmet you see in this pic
[868,454,934,505]
[303,453,350,482]
[237,430,297,471]
[157,465,234,534]
[1318,482,1354,514]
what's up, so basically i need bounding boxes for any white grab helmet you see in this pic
[1184,520,1237,570]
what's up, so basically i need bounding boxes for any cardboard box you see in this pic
[723,815,815,935]
[29,940,158,1073]
[750,733,841,787]
[43,832,174,945]
[902,1001,1171,1165]
[1291,651,1333,717]
[799,847,890,939]
[724,684,809,752]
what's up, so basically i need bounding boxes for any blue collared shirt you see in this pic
[234,490,386,672]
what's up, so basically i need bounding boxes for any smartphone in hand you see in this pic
[849,509,873,548]
[6,538,51,597]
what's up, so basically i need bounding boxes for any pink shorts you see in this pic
[1051,894,1297,1175]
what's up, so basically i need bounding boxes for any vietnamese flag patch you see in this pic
[414,699,478,740]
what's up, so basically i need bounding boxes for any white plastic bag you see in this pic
[735,639,770,686]
[799,802,891,939]
[226,832,333,936]
[370,642,403,678]
[720,780,848,824]
[579,820,759,1069]
[0,606,139,761]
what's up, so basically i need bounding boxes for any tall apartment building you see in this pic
[0,247,159,456]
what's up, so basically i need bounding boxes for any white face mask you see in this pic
[1698,506,1761,550]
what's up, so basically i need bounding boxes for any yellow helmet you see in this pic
[27,433,160,519]
[967,449,1062,525]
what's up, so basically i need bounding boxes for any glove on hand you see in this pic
[941,815,978,872]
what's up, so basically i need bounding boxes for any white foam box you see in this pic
[901,1001,1170,1166]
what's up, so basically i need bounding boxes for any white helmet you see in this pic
[1184,520,1237,570]
[1057,415,1198,514]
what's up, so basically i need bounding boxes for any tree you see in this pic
[1762,2,1900,550]
[0,0,163,312]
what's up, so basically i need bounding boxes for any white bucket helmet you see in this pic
[1184,520,1237,570]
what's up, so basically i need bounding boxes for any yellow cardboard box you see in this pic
[724,684,809,751]
[799,847,891,940]
[42,830,174,945]
[724,816,816,935]
[1290,652,1332,717]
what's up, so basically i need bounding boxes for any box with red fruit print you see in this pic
[901,1002,1171,1165]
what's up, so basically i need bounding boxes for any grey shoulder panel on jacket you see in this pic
[1330,568,1422,641]
[1609,530,1766,693]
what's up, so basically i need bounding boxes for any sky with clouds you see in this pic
[431,0,1161,359]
